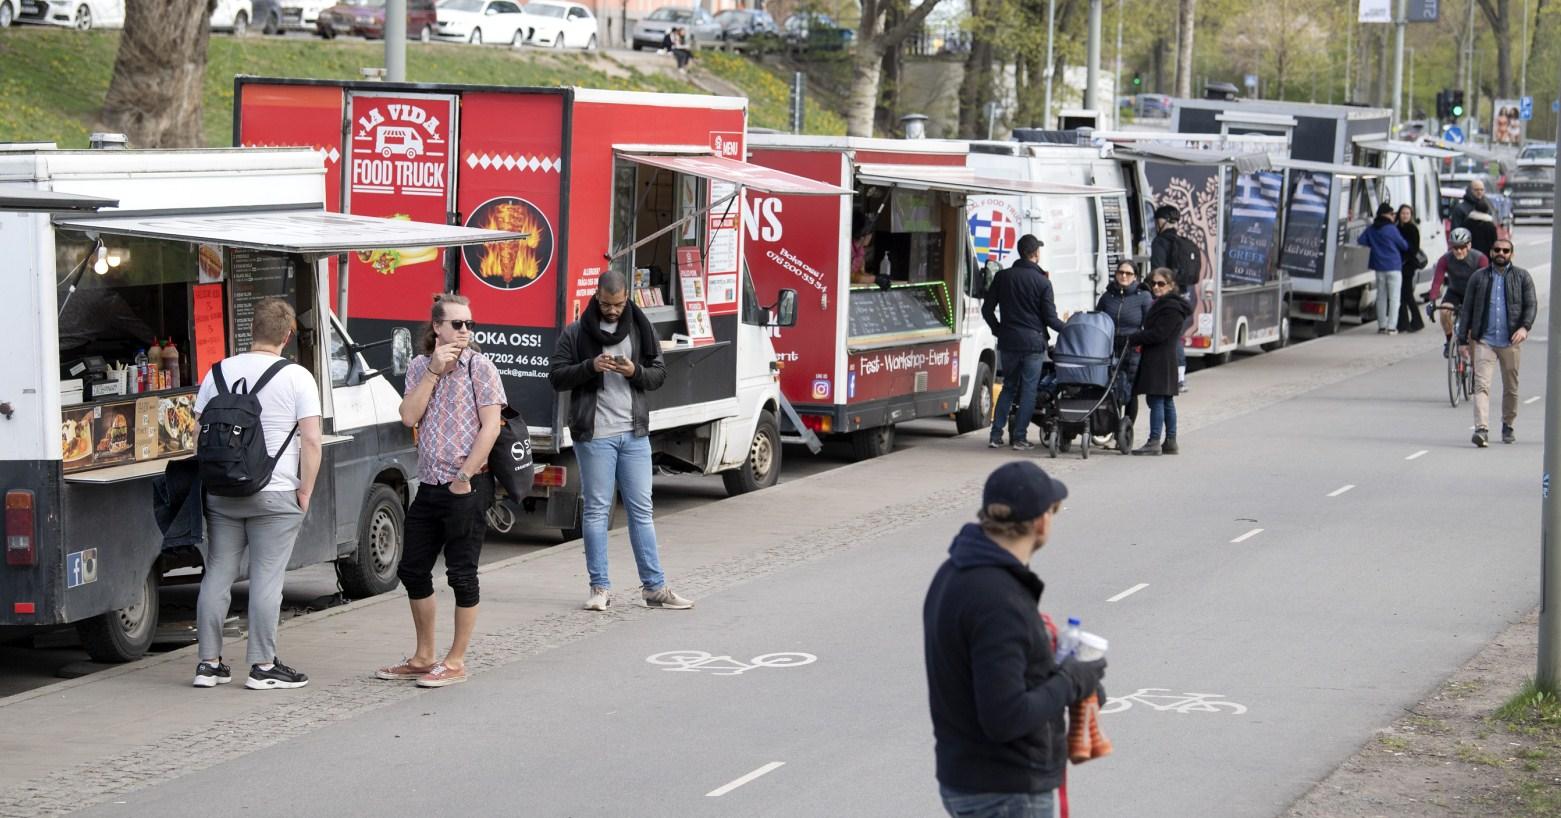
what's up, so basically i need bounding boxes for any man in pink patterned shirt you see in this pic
[377,293,503,688]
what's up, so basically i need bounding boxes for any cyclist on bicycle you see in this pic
[1426,227,1489,356]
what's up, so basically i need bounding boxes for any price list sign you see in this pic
[192,283,227,383]
[228,250,294,353]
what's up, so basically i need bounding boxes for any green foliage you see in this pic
[699,51,845,134]
[0,28,842,148]
[1496,679,1561,727]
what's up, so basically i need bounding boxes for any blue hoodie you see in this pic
[1356,217,1409,272]
[922,523,1077,794]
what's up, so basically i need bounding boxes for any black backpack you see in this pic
[1172,234,1202,291]
[196,359,298,497]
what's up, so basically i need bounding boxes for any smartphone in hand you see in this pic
[612,355,629,365]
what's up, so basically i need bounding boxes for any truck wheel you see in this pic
[77,567,159,662]
[954,361,995,434]
[1205,349,1232,367]
[723,410,781,495]
[1316,294,1342,336]
[850,424,895,460]
[336,484,404,599]
[1261,314,1290,352]
[262,10,279,34]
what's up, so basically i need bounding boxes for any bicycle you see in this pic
[1432,303,1474,407]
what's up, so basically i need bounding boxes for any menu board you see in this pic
[60,392,195,473]
[192,283,226,384]
[848,284,950,339]
[1280,171,1333,280]
[228,250,294,352]
[1101,197,1126,270]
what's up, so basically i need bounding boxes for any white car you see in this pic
[211,0,253,34]
[15,0,123,29]
[280,0,332,30]
[435,0,524,45]
[516,0,596,49]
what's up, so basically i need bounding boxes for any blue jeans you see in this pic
[575,432,665,591]
[1147,394,1177,441]
[1375,268,1402,330]
[990,350,1045,444]
[940,786,1056,818]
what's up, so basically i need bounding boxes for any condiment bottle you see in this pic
[161,340,181,388]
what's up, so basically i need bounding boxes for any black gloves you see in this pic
[1058,656,1107,702]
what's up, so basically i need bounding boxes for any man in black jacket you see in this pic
[1149,204,1192,391]
[924,461,1107,817]
[982,234,1065,450]
[549,270,693,611]
[1458,238,1537,446]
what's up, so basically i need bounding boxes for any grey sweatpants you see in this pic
[197,491,306,666]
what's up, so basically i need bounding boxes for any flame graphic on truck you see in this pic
[464,196,554,291]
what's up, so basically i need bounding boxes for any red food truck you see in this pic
[235,79,845,537]
[743,135,1118,459]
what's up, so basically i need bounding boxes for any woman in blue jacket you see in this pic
[1357,202,1410,334]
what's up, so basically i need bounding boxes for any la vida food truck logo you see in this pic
[462,196,555,290]
[351,104,448,196]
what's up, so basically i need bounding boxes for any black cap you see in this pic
[983,461,1068,521]
[1154,205,1180,223]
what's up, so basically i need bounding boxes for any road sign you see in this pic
[1408,0,1439,22]
[1358,0,1391,22]
[1553,99,1560,113]
[1521,96,1534,120]
[1443,125,1465,144]
[1243,74,1258,91]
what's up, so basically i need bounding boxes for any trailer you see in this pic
[743,135,1118,458]
[235,79,844,537]
[0,144,517,660]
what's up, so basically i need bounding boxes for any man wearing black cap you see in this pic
[923,462,1108,816]
[1150,204,1195,391]
[982,234,1065,450]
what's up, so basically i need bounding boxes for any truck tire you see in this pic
[77,567,159,662]
[1316,294,1342,336]
[335,484,404,599]
[723,410,781,496]
[954,361,995,434]
[850,424,895,460]
[1261,313,1290,352]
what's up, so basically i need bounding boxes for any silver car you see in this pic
[631,5,719,50]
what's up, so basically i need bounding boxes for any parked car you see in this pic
[1519,142,1557,161]
[317,0,437,40]
[1135,93,1172,118]
[713,7,776,40]
[251,0,283,32]
[435,0,524,44]
[515,0,597,48]
[782,11,853,50]
[630,6,719,50]
[15,0,123,29]
[1504,158,1556,221]
[211,0,253,34]
[281,0,333,30]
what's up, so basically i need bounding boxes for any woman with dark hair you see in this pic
[1095,260,1152,423]
[1129,268,1192,456]
[1396,204,1425,333]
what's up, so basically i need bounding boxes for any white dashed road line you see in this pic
[707,762,785,797]
[1107,583,1149,603]
[1327,484,1356,497]
[1230,528,1264,544]
[1406,450,1429,461]
[1527,396,1542,405]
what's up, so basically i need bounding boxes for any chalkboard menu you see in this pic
[1279,171,1332,280]
[1101,197,1126,270]
[849,284,950,339]
[228,250,295,352]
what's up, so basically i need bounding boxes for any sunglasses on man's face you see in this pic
[443,320,476,331]
[1492,247,1513,255]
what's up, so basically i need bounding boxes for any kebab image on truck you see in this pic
[235,79,846,540]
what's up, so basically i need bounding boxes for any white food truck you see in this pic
[0,143,519,660]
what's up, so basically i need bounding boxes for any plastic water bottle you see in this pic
[1056,617,1083,661]
[132,348,148,394]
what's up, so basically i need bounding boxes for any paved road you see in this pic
[43,226,1555,816]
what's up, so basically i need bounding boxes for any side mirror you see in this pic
[392,327,414,377]
[769,288,799,328]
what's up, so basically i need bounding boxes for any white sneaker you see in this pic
[643,586,694,609]
[584,586,611,611]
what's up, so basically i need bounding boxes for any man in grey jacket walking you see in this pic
[1458,237,1537,447]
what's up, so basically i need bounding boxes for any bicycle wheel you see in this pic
[1462,351,1476,401]
[1447,347,1462,407]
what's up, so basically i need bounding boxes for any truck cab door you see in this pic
[325,315,411,546]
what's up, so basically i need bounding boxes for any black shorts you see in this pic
[398,474,493,607]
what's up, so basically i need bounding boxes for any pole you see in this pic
[1522,0,1531,97]
[1538,55,1561,691]
[1345,23,1353,103]
[1043,0,1057,128]
[1115,0,1124,102]
[385,0,406,82]
[1465,0,1476,135]
[1408,48,1415,121]
[1391,0,1406,124]
[1085,0,1102,112]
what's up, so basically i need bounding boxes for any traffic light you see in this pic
[1451,89,1466,118]
[1436,89,1449,119]
[1132,72,1143,88]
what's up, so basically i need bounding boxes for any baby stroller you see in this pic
[1033,312,1134,458]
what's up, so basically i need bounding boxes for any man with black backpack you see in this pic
[192,297,322,690]
[1150,205,1198,392]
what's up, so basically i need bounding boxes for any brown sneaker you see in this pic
[375,660,434,681]
[416,662,468,688]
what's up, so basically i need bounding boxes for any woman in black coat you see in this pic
[1396,204,1425,332]
[1128,268,1192,456]
[1095,261,1152,422]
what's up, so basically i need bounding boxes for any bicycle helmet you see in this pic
[1450,227,1472,246]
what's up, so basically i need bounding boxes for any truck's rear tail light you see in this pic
[1188,336,1212,349]
[534,465,567,489]
[5,490,35,567]
[1300,301,1328,317]
[801,414,832,434]
[14,602,35,615]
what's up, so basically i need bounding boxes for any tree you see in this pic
[1476,0,1514,98]
[101,0,216,148]
[1175,0,1196,97]
[847,0,949,136]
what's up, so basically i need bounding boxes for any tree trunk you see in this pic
[1375,26,1390,107]
[845,0,946,136]
[1175,0,1196,97]
[1153,36,1166,94]
[101,0,215,148]
[874,0,903,137]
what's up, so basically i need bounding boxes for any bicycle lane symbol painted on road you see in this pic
[1100,688,1247,715]
[646,651,817,676]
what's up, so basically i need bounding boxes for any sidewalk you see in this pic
[0,326,1462,816]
